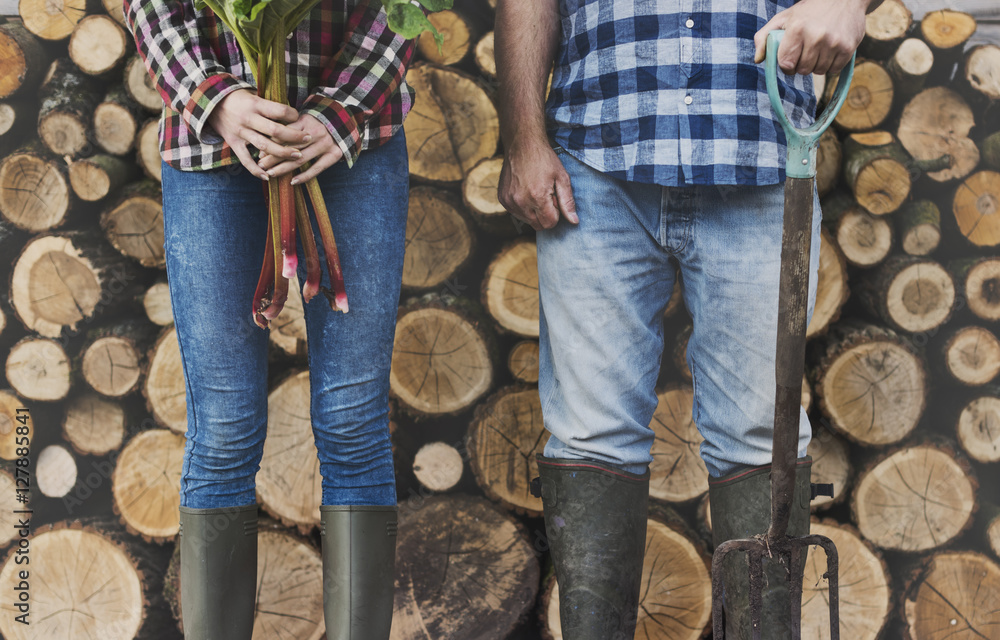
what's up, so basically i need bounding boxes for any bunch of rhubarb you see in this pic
[194,0,451,328]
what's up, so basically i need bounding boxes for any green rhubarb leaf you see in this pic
[384,3,441,42]
[413,0,452,11]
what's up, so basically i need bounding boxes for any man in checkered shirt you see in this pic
[496,1,882,638]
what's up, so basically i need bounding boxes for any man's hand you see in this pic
[257,113,344,185]
[206,89,311,180]
[498,140,577,231]
[753,0,874,76]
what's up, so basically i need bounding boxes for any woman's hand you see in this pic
[257,113,345,185]
[206,89,312,180]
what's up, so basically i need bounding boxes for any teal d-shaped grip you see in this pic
[765,29,855,179]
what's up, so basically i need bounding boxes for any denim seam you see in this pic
[164,273,199,508]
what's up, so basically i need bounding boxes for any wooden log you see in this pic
[102,0,127,26]
[402,186,474,290]
[390,294,495,418]
[952,170,1000,247]
[831,59,894,132]
[814,322,926,446]
[887,37,934,98]
[257,370,321,533]
[413,441,464,493]
[268,273,307,357]
[672,322,693,382]
[68,153,135,201]
[956,391,1000,464]
[17,0,87,41]
[942,326,1000,386]
[63,391,127,456]
[38,58,99,158]
[857,255,956,334]
[0,389,34,461]
[5,336,71,401]
[843,131,912,215]
[9,230,138,338]
[801,520,892,640]
[467,386,546,516]
[971,502,1000,561]
[124,55,163,113]
[982,130,1000,171]
[806,426,851,510]
[392,494,539,640]
[166,519,325,639]
[78,319,157,398]
[806,228,850,339]
[0,468,23,546]
[474,30,495,78]
[0,98,36,156]
[648,384,709,504]
[540,511,712,640]
[507,339,539,384]
[143,327,186,433]
[0,522,148,639]
[953,256,1000,322]
[416,10,476,66]
[482,239,539,337]
[94,85,143,155]
[142,280,173,326]
[100,180,165,268]
[136,117,162,182]
[902,551,1000,640]
[919,10,978,53]
[0,21,49,99]
[895,199,940,257]
[852,441,976,552]
[816,128,841,198]
[860,0,912,60]
[0,141,71,231]
[111,428,184,542]
[463,155,519,235]
[403,63,499,183]
[960,44,1000,124]
[664,276,684,317]
[897,86,979,183]
[68,14,131,77]
[822,189,893,267]
[37,443,77,497]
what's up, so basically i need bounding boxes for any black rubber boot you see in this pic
[709,456,813,640]
[178,503,259,639]
[320,505,398,640]
[533,454,650,640]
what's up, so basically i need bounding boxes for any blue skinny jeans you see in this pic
[162,132,408,509]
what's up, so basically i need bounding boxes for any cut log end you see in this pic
[416,10,473,66]
[136,118,162,182]
[482,240,539,337]
[112,428,184,541]
[0,148,70,231]
[944,327,1000,386]
[81,336,142,397]
[474,31,496,77]
[413,442,464,493]
[68,15,128,76]
[390,298,494,417]
[37,443,77,497]
[403,187,474,290]
[18,0,88,41]
[964,258,1000,321]
[957,395,1000,464]
[124,56,162,113]
[833,61,894,132]
[953,171,1000,247]
[63,392,126,456]
[903,551,1000,640]
[648,385,708,503]
[853,444,975,552]
[920,10,978,52]
[897,87,979,183]
[507,340,539,384]
[5,337,71,402]
[468,387,547,515]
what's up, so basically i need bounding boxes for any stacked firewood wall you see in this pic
[0,0,997,638]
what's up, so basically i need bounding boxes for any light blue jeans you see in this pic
[162,132,409,509]
[538,147,821,478]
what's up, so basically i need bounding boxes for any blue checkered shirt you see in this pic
[545,0,817,186]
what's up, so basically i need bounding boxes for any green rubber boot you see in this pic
[533,455,650,640]
[709,456,813,640]
[178,503,259,640]
[320,505,398,640]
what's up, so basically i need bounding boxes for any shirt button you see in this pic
[686,18,694,28]
[684,95,693,105]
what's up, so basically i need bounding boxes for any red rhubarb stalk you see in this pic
[252,207,275,329]
[261,167,289,321]
[294,184,321,302]
[304,174,348,312]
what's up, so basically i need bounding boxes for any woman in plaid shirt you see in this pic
[125,1,415,637]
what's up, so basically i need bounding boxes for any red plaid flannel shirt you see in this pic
[125,0,415,171]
